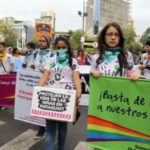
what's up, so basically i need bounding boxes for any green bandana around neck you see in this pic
[39,49,50,64]
[56,49,69,69]
[27,50,34,57]
[103,46,121,64]
[39,49,50,56]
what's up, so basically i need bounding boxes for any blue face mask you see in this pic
[56,49,69,69]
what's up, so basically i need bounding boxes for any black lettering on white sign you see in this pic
[37,90,71,112]
[80,74,89,94]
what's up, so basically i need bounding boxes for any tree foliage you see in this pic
[0,21,18,47]
[125,43,142,55]
[123,25,136,45]
[123,26,142,55]
[140,27,150,45]
[69,29,82,49]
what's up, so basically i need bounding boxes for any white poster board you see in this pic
[15,66,90,126]
[14,68,46,126]
[30,86,77,122]
[78,65,90,106]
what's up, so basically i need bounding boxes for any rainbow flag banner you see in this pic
[0,75,16,106]
[87,76,150,150]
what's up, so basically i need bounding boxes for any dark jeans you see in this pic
[38,126,45,133]
[45,120,67,150]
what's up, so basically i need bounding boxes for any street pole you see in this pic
[82,1,85,34]
[81,1,85,50]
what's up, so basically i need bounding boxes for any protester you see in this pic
[34,35,54,140]
[75,48,87,65]
[22,42,38,69]
[124,48,134,70]
[0,42,14,75]
[37,36,81,150]
[34,35,53,72]
[0,42,14,110]
[11,47,23,73]
[7,47,13,55]
[137,50,146,64]
[139,41,150,79]
[90,22,138,80]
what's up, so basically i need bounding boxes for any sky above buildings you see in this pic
[0,0,149,36]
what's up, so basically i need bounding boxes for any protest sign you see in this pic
[0,75,16,106]
[15,66,89,126]
[87,76,150,150]
[30,86,77,122]
[15,68,45,126]
[79,65,90,106]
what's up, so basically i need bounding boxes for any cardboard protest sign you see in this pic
[30,86,77,122]
[87,76,150,150]
[79,65,90,106]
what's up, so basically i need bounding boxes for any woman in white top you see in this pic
[91,22,137,80]
[34,35,53,72]
[139,41,150,79]
[22,42,38,69]
[12,47,23,73]
[34,35,54,139]
[38,36,81,150]
[0,42,14,75]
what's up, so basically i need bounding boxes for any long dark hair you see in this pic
[77,48,84,59]
[97,22,127,76]
[54,36,72,68]
[12,47,19,56]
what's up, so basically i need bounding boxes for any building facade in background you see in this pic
[35,8,56,40]
[85,0,131,36]
[0,17,34,48]
[14,20,34,48]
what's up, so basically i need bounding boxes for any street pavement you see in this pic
[0,106,91,150]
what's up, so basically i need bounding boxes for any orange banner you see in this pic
[35,22,52,40]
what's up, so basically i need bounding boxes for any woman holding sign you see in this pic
[34,35,54,140]
[91,22,137,80]
[38,36,81,150]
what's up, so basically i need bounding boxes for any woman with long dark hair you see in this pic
[37,36,81,150]
[75,48,87,65]
[91,22,137,79]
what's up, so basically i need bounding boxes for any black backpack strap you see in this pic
[0,59,6,72]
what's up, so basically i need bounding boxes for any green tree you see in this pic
[69,29,82,49]
[0,21,18,47]
[125,43,142,55]
[140,27,150,45]
[122,26,142,55]
[123,25,136,46]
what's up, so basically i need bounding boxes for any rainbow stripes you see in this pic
[87,115,150,144]
[0,94,15,101]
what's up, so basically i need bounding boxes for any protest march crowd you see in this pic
[0,22,150,150]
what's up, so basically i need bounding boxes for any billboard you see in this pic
[35,22,52,40]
